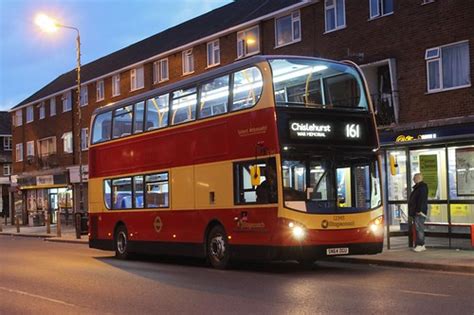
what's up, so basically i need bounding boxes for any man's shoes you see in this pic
[413,245,426,252]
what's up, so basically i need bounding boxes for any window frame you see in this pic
[3,136,12,151]
[130,66,145,91]
[37,136,57,157]
[274,11,302,48]
[369,0,394,20]
[79,85,88,107]
[39,102,45,119]
[62,91,72,112]
[26,140,35,157]
[153,58,169,84]
[324,0,346,33]
[81,128,89,151]
[3,164,11,176]
[50,97,56,116]
[26,106,34,123]
[15,143,23,162]
[182,49,195,75]
[236,25,260,59]
[62,131,73,154]
[206,40,221,68]
[112,74,121,97]
[96,80,105,102]
[15,110,22,127]
[425,40,471,93]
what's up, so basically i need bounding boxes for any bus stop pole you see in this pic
[56,209,61,237]
[45,210,50,234]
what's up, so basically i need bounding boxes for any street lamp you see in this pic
[35,13,84,239]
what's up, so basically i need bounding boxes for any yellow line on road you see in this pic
[0,286,77,307]
[399,289,451,297]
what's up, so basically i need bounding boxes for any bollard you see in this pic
[75,213,82,239]
[56,211,62,237]
[45,211,51,234]
[0,217,2,232]
[15,215,20,233]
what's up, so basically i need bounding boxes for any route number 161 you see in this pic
[345,124,360,138]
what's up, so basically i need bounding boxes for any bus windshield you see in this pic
[282,156,381,214]
[270,58,368,110]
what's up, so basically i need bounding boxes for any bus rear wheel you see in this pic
[207,225,230,269]
[115,225,131,259]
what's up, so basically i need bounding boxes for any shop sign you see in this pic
[395,134,437,142]
[36,175,54,186]
[450,204,469,217]
[68,165,89,183]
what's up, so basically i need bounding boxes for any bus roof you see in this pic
[91,55,353,116]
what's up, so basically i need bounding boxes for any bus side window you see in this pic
[231,67,263,112]
[199,75,229,118]
[112,106,133,139]
[92,111,112,144]
[104,180,112,209]
[133,176,144,208]
[133,101,145,134]
[145,173,169,208]
[146,94,169,130]
[111,177,132,209]
[234,158,277,204]
[171,87,197,125]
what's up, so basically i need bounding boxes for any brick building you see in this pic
[0,111,12,221]
[10,0,474,233]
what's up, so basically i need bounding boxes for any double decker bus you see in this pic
[88,55,383,269]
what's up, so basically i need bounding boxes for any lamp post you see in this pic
[35,14,84,238]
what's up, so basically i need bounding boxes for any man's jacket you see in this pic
[408,181,429,217]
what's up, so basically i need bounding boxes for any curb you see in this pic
[0,232,53,238]
[44,238,88,245]
[330,256,474,273]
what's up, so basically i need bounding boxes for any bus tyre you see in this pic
[115,225,131,260]
[207,225,230,269]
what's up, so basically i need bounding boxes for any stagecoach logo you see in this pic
[321,216,355,229]
[290,122,332,138]
[236,220,266,231]
[154,216,163,233]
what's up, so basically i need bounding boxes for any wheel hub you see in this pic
[117,231,127,254]
[210,235,226,260]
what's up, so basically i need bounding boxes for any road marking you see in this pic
[399,289,451,297]
[0,286,77,307]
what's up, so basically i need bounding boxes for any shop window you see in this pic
[112,105,133,138]
[199,75,229,118]
[231,67,263,111]
[92,111,112,144]
[171,87,197,125]
[387,150,408,201]
[146,94,169,130]
[234,158,277,204]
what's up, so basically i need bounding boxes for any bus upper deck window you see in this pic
[92,111,112,144]
[231,67,263,112]
[113,106,133,139]
[200,75,229,118]
[146,94,169,130]
[133,101,145,134]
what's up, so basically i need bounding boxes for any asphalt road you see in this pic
[1,236,473,315]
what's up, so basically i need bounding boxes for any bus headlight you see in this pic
[288,222,306,240]
[369,216,384,235]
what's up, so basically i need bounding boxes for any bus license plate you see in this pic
[326,247,349,255]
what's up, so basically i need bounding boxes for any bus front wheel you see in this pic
[207,225,230,269]
[115,225,131,259]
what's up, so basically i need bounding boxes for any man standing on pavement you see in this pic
[408,173,429,252]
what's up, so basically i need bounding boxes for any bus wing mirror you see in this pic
[250,165,261,186]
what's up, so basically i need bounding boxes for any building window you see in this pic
[62,132,73,153]
[15,110,22,127]
[62,91,72,112]
[3,136,12,151]
[370,0,394,19]
[112,74,120,97]
[96,80,105,101]
[81,128,88,151]
[207,40,220,67]
[50,97,56,116]
[426,41,470,92]
[237,26,260,58]
[26,106,34,123]
[325,0,346,32]
[37,137,56,157]
[15,143,23,162]
[153,58,169,83]
[130,66,144,91]
[80,86,88,106]
[275,11,301,47]
[3,164,11,176]
[26,140,35,157]
[182,49,194,75]
[39,102,45,119]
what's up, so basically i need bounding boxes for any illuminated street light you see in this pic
[35,13,84,239]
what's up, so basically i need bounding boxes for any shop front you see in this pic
[17,172,73,226]
[380,122,474,248]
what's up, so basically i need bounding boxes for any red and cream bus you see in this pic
[88,55,383,268]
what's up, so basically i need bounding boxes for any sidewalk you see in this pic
[1,223,472,272]
[331,236,474,273]
[0,223,88,244]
